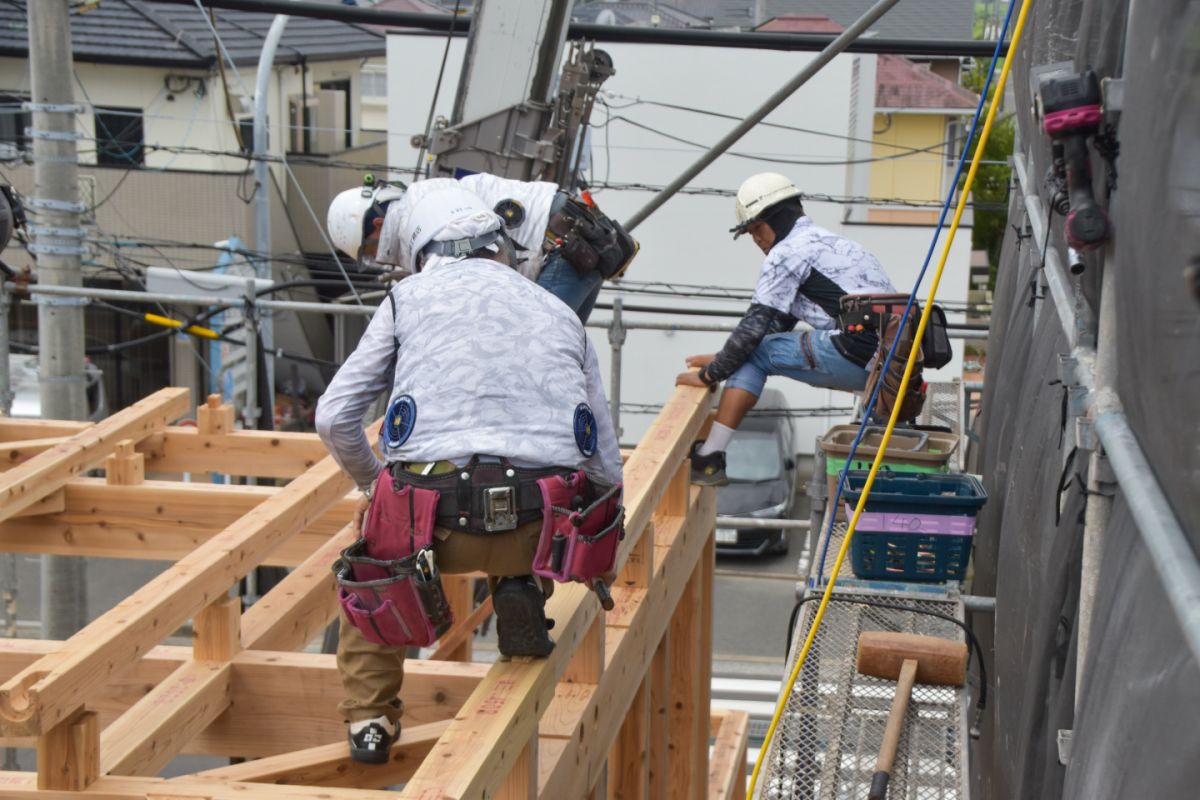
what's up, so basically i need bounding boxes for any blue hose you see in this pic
[813,0,1018,582]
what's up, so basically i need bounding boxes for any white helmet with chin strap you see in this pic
[731,172,802,238]
[394,179,505,274]
[327,180,405,261]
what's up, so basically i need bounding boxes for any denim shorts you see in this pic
[535,252,604,324]
[724,329,870,396]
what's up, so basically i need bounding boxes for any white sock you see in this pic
[698,422,735,456]
[350,715,396,737]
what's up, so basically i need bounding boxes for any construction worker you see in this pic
[316,179,622,763]
[675,172,896,485]
[327,173,636,322]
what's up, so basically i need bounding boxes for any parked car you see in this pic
[714,392,797,556]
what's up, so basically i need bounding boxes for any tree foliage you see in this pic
[961,61,1015,286]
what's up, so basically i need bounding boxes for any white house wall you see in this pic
[386,36,973,453]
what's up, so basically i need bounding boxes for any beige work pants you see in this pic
[337,519,545,724]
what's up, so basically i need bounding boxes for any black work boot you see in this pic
[689,441,729,486]
[493,576,555,658]
[348,715,397,764]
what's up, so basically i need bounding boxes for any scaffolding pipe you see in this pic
[716,517,812,530]
[253,14,290,281]
[0,282,11,416]
[622,0,900,232]
[608,297,625,438]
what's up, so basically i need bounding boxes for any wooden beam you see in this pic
[0,642,486,758]
[647,639,668,800]
[99,662,231,777]
[0,771,409,799]
[36,708,99,790]
[430,596,493,662]
[0,387,189,522]
[188,719,449,789]
[439,575,475,662]
[0,419,89,440]
[607,677,648,799]
[0,454,353,736]
[8,489,64,518]
[399,385,711,799]
[707,711,749,800]
[239,524,353,652]
[538,488,717,800]
[0,479,356,566]
[145,429,327,479]
[499,740,538,800]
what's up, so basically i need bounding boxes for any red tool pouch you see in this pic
[531,471,624,584]
[332,469,453,648]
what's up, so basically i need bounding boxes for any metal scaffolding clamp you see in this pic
[32,293,89,307]
[23,127,86,142]
[26,197,86,214]
[28,224,85,239]
[28,242,87,256]
[21,102,86,114]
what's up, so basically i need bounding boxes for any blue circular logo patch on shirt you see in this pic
[383,395,417,448]
[574,403,597,457]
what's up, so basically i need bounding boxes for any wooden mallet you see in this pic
[856,631,968,800]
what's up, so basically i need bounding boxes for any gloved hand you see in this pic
[352,492,371,537]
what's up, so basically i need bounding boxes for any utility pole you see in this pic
[28,0,88,638]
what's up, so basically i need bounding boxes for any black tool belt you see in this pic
[543,192,638,280]
[388,456,575,534]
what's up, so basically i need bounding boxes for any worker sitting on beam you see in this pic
[675,172,897,485]
[327,172,637,323]
[316,179,623,764]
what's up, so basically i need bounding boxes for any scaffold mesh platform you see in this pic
[757,521,970,800]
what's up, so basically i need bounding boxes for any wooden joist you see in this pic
[0,387,189,522]
[0,641,487,759]
[0,479,356,565]
[708,710,750,800]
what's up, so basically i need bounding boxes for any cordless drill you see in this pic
[1038,69,1112,251]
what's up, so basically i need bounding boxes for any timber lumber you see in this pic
[0,387,189,522]
[239,522,356,651]
[0,454,354,736]
[539,488,717,799]
[0,479,357,565]
[0,641,487,758]
[187,720,450,789]
[0,771,407,799]
[707,710,749,800]
[0,422,328,479]
[400,384,712,799]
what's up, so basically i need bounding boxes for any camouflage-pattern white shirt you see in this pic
[457,174,559,281]
[750,217,896,328]
[315,257,622,492]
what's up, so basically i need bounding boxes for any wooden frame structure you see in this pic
[0,387,748,798]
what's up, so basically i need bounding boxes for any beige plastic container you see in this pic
[819,425,960,518]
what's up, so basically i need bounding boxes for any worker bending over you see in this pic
[316,179,622,763]
[676,172,896,485]
[327,172,637,322]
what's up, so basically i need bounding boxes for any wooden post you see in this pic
[496,738,537,800]
[36,707,98,790]
[440,576,475,662]
[666,568,701,799]
[647,637,669,800]
[694,538,714,789]
[564,615,605,685]
[607,678,649,800]
[104,439,144,486]
[196,394,235,436]
[194,594,242,662]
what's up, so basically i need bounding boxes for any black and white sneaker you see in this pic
[493,577,555,658]
[689,441,729,486]
[348,715,397,764]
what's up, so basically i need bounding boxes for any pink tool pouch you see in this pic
[531,471,624,584]
[332,468,453,648]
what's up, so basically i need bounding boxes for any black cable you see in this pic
[786,594,988,737]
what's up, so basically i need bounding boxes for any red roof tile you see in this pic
[875,54,978,110]
[756,14,846,34]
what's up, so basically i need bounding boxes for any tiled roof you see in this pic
[0,0,386,68]
[875,53,977,110]
[762,0,974,40]
[755,14,844,33]
[571,2,709,29]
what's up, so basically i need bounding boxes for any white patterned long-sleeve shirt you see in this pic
[315,257,622,492]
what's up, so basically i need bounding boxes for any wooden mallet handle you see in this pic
[868,658,918,800]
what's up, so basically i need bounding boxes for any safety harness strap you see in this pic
[421,229,503,259]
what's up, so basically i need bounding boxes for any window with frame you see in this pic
[361,68,386,99]
[94,107,144,166]
[0,92,31,159]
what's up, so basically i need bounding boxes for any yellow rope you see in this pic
[746,0,1034,793]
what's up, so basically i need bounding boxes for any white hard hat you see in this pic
[394,179,502,273]
[731,172,802,238]
[327,182,405,260]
